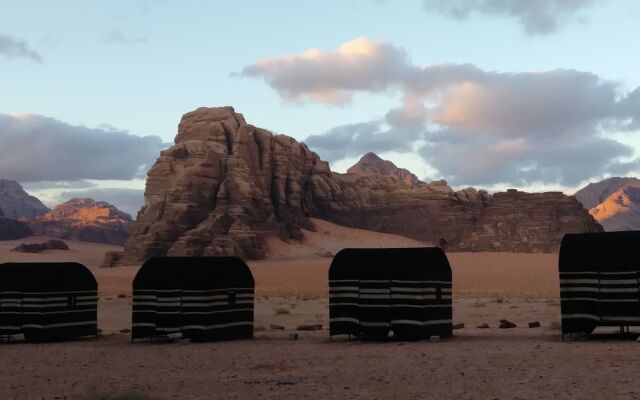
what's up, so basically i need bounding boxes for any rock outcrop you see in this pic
[456,190,603,252]
[0,208,32,240]
[26,198,132,245]
[575,177,640,231]
[123,106,604,262]
[0,179,49,219]
[347,152,422,186]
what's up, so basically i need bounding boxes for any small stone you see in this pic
[452,323,465,329]
[117,294,127,299]
[119,329,131,334]
[528,321,541,328]
[476,323,490,329]
[429,335,441,342]
[288,333,298,341]
[499,319,517,329]
[296,324,322,331]
[269,324,285,330]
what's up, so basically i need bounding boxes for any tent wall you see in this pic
[559,232,640,335]
[132,257,254,341]
[329,248,453,340]
[0,263,98,341]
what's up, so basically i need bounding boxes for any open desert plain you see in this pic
[1,219,639,400]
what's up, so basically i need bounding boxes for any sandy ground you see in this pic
[1,224,640,399]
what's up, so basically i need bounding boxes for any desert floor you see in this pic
[1,225,640,399]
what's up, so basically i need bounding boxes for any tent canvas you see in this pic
[132,257,254,341]
[0,262,98,341]
[559,232,640,336]
[329,247,452,340]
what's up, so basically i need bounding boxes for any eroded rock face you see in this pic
[26,198,132,245]
[124,107,338,261]
[456,190,603,252]
[0,179,49,219]
[124,106,603,262]
[347,152,422,186]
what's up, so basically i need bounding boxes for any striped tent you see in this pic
[132,257,254,342]
[559,232,640,337]
[329,247,452,340]
[0,262,98,341]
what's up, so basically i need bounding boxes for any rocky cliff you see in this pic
[456,190,603,252]
[575,177,640,209]
[26,198,132,245]
[347,152,422,186]
[123,106,602,261]
[0,179,49,219]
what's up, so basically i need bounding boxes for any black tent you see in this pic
[559,232,640,337]
[132,257,255,341]
[0,262,98,341]
[329,247,452,340]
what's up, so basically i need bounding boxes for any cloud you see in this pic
[0,113,167,182]
[244,38,640,187]
[55,188,145,218]
[422,0,599,35]
[0,33,43,63]
[104,29,147,45]
[241,37,412,103]
[21,180,98,191]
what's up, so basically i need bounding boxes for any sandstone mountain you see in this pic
[574,177,640,209]
[123,106,602,262]
[0,179,49,219]
[347,152,422,186]
[0,207,32,240]
[575,177,640,231]
[26,198,132,245]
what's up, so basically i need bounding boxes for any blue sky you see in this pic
[1,0,639,215]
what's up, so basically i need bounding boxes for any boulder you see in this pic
[11,239,69,253]
[102,251,125,268]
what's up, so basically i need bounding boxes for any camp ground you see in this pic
[132,257,255,342]
[559,232,640,338]
[328,247,453,340]
[0,262,98,342]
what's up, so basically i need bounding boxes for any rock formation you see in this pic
[123,106,602,262]
[575,177,640,231]
[456,190,603,252]
[347,152,422,186]
[0,207,32,240]
[26,198,132,245]
[0,179,49,219]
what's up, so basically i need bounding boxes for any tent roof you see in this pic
[329,247,451,281]
[560,232,640,272]
[0,262,97,291]
[133,257,254,289]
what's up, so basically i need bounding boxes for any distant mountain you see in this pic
[25,198,132,245]
[347,152,423,186]
[575,177,640,231]
[0,179,49,219]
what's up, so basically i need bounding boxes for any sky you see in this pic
[1,0,639,216]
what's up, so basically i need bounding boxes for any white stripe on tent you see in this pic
[600,288,640,293]
[330,317,359,323]
[181,321,253,330]
[21,291,96,295]
[391,280,452,285]
[560,287,600,292]
[359,322,391,327]
[21,309,96,315]
[180,308,254,315]
[390,288,436,293]
[0,326,20,330]
[391,294,438,300]
[391,319,452,326]
[181,288,253,293]
[561,314,600,320]
[601,316,640,321]
[20,303,69,308]
[560,271,637,276]
[21,321,96,329]
[329,287,359,292]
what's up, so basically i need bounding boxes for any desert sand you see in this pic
[1,222,639,399]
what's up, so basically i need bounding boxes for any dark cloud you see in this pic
[56,188,144,218]
[0,113,167,182]
[0,33,42,63]
[305,121,421,162]
[422,0,598,35]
